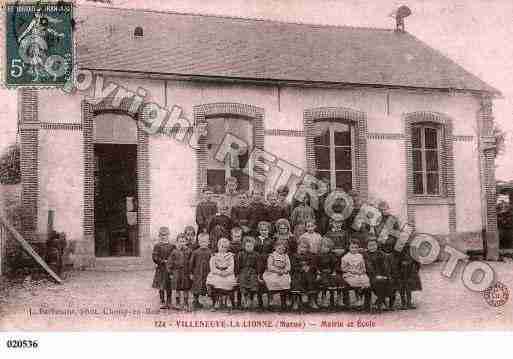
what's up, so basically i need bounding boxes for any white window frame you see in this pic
[206,117,254,192]
[314,121,356,190]
[412,124,443,196]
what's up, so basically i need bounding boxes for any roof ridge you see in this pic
[78,4,395,32]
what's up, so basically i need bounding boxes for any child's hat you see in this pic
[258,221,271,229]
[277,185,289,195]
[184,225,196,233]
[378,200,390,210]
[226,176,238,184]
[158,226,170,236]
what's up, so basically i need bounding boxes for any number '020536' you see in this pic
[6,339,39,349]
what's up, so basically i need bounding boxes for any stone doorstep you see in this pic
[89,256,154,271]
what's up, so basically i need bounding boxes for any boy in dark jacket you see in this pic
[249,189,268,235]
[208,205,234,251]
[266,191,289,232]
[152,226,175,309]
[196,189,218,236]
[189,233,212,309]
[364,237,392,312]
[231,192,252,236]
[398,243,422,309]
[290,239,319,311]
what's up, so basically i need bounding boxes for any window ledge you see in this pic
[408,196,455,206]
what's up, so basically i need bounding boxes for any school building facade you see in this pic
[17,6,501,269]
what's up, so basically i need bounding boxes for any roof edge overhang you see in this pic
[79,67,503,99]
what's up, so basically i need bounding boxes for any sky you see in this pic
[1,0,512,179]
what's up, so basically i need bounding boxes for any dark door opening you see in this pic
[94,143,138,257]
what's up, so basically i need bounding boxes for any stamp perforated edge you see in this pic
[1,0,76,90]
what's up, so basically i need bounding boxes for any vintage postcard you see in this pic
[0,0,512,339]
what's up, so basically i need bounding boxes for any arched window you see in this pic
[313,120,356,191]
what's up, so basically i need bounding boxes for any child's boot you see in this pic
[257,293,264,311]
[192,294,201,309]
[309,294,319,310]
[184,294,190,311]
[407,291,416,309]
[159,290,165,305]
[363,289,372,312]
[400,289,408,310]
[329,291,336,310]
[172,295,179,310]
[163,290,172,309]
[388,293,396,311]
[292,295,300,311]
[280,293,288,311]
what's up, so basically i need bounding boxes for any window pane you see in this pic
[226,118,253,148]
[413,150,423,172]
[207,169,225,194]
[207,143,225,169]
[316,171,330,184]
[313,122,330,145]
[207,118,225,144]
[412,127,422,149]
[426,150,439,171]
[427,173,440,195]
[413,172,424,194]
[332,122,351,146]
[231,169,250,191]
[425,128,438,149]
[335,148,352,170]
[315,146,330,170]
[335,171,352,191]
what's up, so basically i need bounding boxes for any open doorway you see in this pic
[94,143,138,257]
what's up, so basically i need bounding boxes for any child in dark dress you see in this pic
[398,243,422,309]
[184,225,198,250]
[290,239,319,311]
[375,200,401,310]
[364,237,393,312]
[189,233,212,309]
[274,218,297,255]
[290,193,316,231]
[255,221,274,257]
[276,185,292,221]
[249,190,269,235]
[152,226,175,309]
[317,237,338,309]
[266,192,288,232]
[230,227,243,309]
[167,233,192,310]
[208,205,234,251]
[231,192,252,236]
[230,227,243,254]
[238,236,263,309]
[325,219,350,306]
[196,189,218,235]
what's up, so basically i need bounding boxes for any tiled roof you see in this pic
[76,6,499,94]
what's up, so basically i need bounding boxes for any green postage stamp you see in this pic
[4,1,73,87]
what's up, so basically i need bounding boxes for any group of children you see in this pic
[152,178,422,313]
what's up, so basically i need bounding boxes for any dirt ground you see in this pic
[1,261,512,331]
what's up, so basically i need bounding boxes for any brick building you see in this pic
[17,6,501,269]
